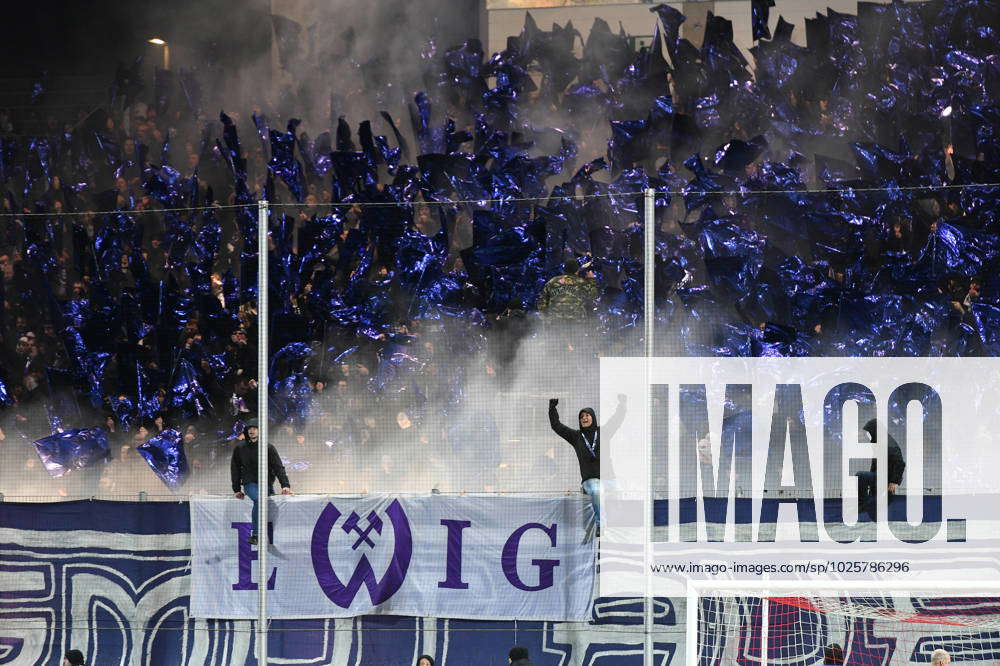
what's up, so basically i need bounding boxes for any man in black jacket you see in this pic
[231,420,293,544]
[548,395,625,529]
[857,418,905,520]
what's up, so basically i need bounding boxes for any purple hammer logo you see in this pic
[311,499,412,608]
[342,511,383,550]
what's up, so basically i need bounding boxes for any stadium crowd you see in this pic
[0,0,997,495]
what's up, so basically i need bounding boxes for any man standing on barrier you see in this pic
[231,419,294,545]
[548,394,626,535]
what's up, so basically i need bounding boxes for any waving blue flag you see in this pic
[33,428,111,478]
[137,429,189,491]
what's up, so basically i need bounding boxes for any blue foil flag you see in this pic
[170,359,213,418]
[0,375,12,406]
[137,429,189,491]
[111,396,136,432]
[410,92,438,154]
[380,110,411,160]
[136,362,159,419]
[580,17,633,85]
[373,134,401,174]
[252,112,270,155]
[33,428,111,478]
[270,342,315,382]
[331,345,360,365]
[268,119,306,202]
[219,111,249,184]
[650,3,685,44]
[298,130,332,178]
[219,420,246,443]
[682,154,726,211]
[752,0,775,41]
[31,72,46,103]
[272,373,314,426]
[330,151,376,201]
[616,24,671,119]
[968,303,1000,354]
[358,120,379,166]
[916,222,1000,277]
[336,117,355,152]
[713,135,767,172]
[79,351,111,408]
[696,208,765,299]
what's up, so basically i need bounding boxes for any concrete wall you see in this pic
[484,2,680,57]
[484,0,916,64]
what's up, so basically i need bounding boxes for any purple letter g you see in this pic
[501,523,559,592]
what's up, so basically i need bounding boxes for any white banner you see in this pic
[190,494,595,620]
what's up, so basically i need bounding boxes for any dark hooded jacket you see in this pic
[549,398,625,482]
[863,419,905,486]
[230,428,291,493]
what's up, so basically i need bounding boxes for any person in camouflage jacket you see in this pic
[537,257,598,321]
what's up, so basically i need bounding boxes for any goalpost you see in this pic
[686,580,1000,666]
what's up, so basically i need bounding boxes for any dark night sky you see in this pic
[1,0,478,78]
[0,0,480,133]
[1,0,273,77]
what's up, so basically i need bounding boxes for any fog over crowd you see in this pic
[0,0,997,498]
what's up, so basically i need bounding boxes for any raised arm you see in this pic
[548,398,575,442]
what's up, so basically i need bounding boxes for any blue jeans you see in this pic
[244,483,260,537]
[582,478,603,527]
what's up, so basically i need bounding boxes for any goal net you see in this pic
[687,581,1000,666]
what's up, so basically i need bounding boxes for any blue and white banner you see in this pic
[190,494,595,621]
